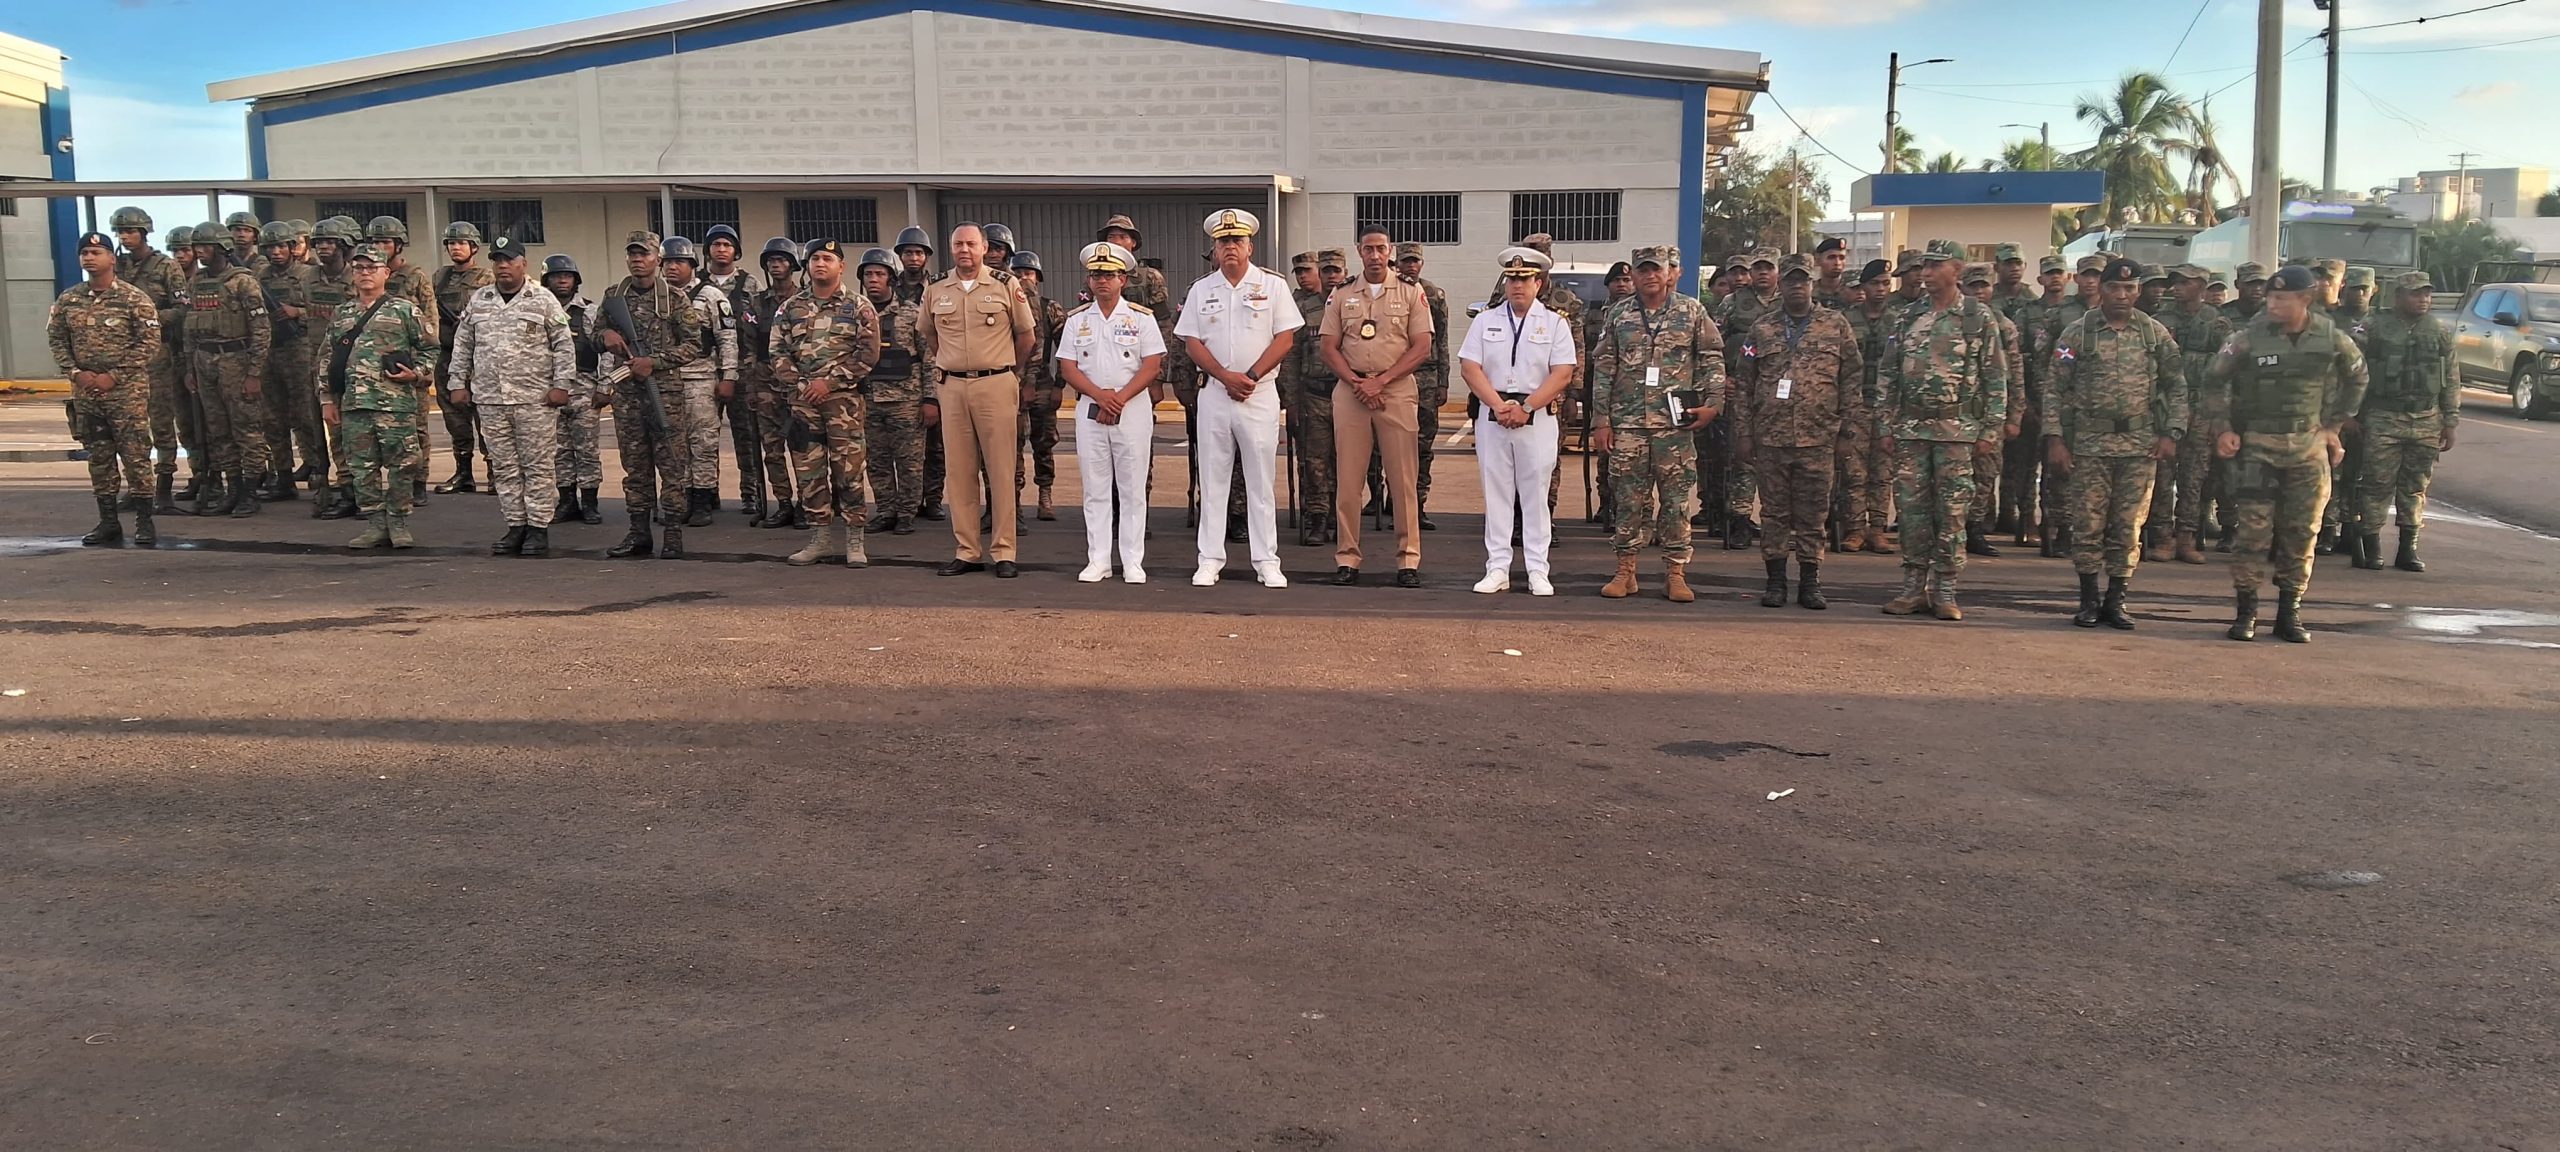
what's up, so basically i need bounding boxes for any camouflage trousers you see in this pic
[2066,454,2159,578]
[263,344,326,479]
[726,388,771,500]
[343,408,420,519]
[1019,387,1061,491]
[681,370,722,489]
[745,383,794,502]
[2228,436,2330,594]
[481,403,561,527]
[1969,440,2004,530]
[189,349,271,477]
[1415,369,1448,503]
[611,377,692,522]
[2357,427,2441,530]
[2169,426,2220,536]
[1754,443,1835,561]
[406,356,435,487]
[74,381,153,503]
[1294,384,1337,519]
[1608,429,1698,561]
[1893,440,1977,575]
[2000,414,2041,530]
[435,346,478,468]
[1696,420,1757,520]
[147,351,199,477]
[921,400,947,510]
[554,382,602,488]
[865,396,927,519]
[1838,424,1888,530]
[790,389,868,528]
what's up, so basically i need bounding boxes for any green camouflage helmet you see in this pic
[310,217,357,247]
[193,222,229,247]
[287,219,313,241]
[165,225,194,251]
[225,210,262,232]
[258,221,293,247]
[365,215,410,244]
[110,206,154,233]
[442,221,483,246]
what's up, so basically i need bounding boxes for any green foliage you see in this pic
[2538,190,2560,217]
[2419,219,2521,293]
[1700,147,1834,258]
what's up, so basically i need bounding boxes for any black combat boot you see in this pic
[319,487,359,520]
[2227,590,2259,642]
[1760,556,1788,608]
[491,525,528,556]
[685,488,714,527]
[80,496,123,546]
[412,479,430,505]
[1418,501,1436,531]
[554,486,580,523]
[2040,522,2064,558]
[520,526,550,558]
[2315,524,2337,555]
[2394,527,2426,573]
[578,487,602,525]
[2072,571,2103,628]
[191,471,225,517]
[2354,530,2385,570]
[225,471,261,517]
[757,499,796,529]
[606,514,653,558]
[1797,559,1826,610]
[738,477,764,524]
[1725,516,1756,550]
[435,454,477,494]
[260,470,294,501]
[128,496,157,548]
[2274,590,2310,643]
[2341,527,2368,569]
[2101,576,2135,631]
[658,523,685,560]
[173,471,201,503]
[1965,524,2000,557]
[154,474,179,514]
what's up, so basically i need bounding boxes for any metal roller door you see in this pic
[936,193,1252,311]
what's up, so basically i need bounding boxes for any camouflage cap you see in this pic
[1318,247,1349,270]
[1747,247,1779,267]
[1721,254,1749,273]
[1776,252,1815,280]
[2074,254,2108,274]
[2169,262,2210,281]
[1096,214,1143,247]
[1895,248,1923,273]
[1631,244,1678,268]
[2138,263,2169,285]
[1959,262,1993,286]
[2313,257,2346,281]
[1520,233,1555,255]
[1920,238,1964,265]
[1291,251,1316,271]
[1394,241,1425,261]
[2234,261,2269,284]
[1995,243,2024,264]
[2393,269,2434,293]
[2207,274,2230,289]
[348,242,389,265]
[2038,254,2068,274]
[624,229,662,256]
[2342,266,2376,290]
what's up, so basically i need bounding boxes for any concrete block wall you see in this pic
[930,14,1285,174]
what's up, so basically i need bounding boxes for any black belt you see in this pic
[940,367,1010,380]
[191,337,251,352]
[2239,417,2314,434]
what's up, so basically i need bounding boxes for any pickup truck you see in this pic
[2450,278,2560,419]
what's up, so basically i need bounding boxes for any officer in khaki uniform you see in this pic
[1320,225,1437,587]
[921,223,1040,578]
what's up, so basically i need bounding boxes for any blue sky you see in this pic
[11,0,2552,231]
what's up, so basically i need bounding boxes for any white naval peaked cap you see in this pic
[1203,208,1261,239]
[1496,246,1553,276]
[1079,241,1135,272]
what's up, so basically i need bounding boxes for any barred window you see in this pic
[1354,193,1460,246]
[450,199,547,245]
[0,198,14,217]
[646,197,741,243]
[317,200,407,227]
[785,197,878,246]
[1510,191,1621,244]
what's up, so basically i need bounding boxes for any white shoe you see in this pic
[1472,570,1511,594]
[1123,568,1147,584]
[1191,561,1221,587]
[1255,562,1289,589]
[1077,562,1111,583]
[1528,571,1556,597]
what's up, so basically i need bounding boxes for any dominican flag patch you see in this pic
[1742,344,1759,358]
[2056,346,2075,363]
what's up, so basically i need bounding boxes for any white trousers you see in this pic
[1195,388,1281,566]
[1075,399,1155,571]
[1477,410,1560,575]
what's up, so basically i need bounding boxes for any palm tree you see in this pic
[1925,151,1969,174]
[1883,125,1923,174]
[2183,99,2243,225]
[2000,137,2058,173]
[2075,71,2194,225]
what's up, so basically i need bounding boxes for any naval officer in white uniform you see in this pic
[1172,208,1304,588]
[1056,240,1166,583]
[1460,246,1579,595]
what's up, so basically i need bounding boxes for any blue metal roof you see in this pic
[1853,171,2105,209]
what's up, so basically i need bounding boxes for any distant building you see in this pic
[1848,170,2104,263]
[2396,167,2551,222]
[1812,216,1885,267]
[0,30,72,380]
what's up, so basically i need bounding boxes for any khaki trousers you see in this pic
[938,370,1022,563]
[1332,376,1421,569]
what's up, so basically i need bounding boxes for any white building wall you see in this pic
[928,14,1285,173]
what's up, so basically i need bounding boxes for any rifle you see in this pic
[598,294,672,442]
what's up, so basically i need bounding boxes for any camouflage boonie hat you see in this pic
[1520,233,1555,255]
[1318,247,1348,270]
[1776,253,1815,279]
[1920,239,1964,264]
[624,229,662,256]
[1631,244,1678,268]
[1394,241,1425,261]
[1291,251,1316,271]
[2038,255,2068,274]
[2342,266,2376,290]
[2394,270,2434,293]
[2313,258,2346,281]
[1096,214,1143,246]
[348,242,389,265]
[1994,243,2024,264]
[1959,262,1993,286]
[2169,262,2210,281]
[1747,247,1779,267]
[1895,248,1923,273]
[2138,263,2169,285]
[2234,261,2269,284]
[2074,255,2107,274]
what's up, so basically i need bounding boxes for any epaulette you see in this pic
[1121,301,1153,316]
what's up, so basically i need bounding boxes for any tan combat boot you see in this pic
[2174,530,2207,564]
[843,523,869,569]
[347,511,389,550]
[2143,530,2172,564]
[1882,566,1929,615]
[1841,527,1869,553]
[787,523,833,566]
[1930,572,1963,620]
[1037,487,1056,521]
[1664,560,1696,603]
[1600,555,1641,599]
[387,515,416,550]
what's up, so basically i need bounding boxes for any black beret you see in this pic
[1858,258,1891,284]
[2269,265,2318,293]
[2101,258,2142,285]
[804,238,846,261]
[1813,237,1846,255]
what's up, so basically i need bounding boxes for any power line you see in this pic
[1914,67,2250,89]
[2339,0,2530,33]
[2346,29,2560,53]
[1756,89,1873,177]
[1900,85,2074,110]
[2161,0,2215,71]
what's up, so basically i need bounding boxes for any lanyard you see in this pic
[1781,311,1810,351]
[1507,302,1535,369]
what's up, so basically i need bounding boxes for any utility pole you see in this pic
[2451,151,2478,220]
[2319,0,2340,201]
[2248,0,2283,271]
[2002,122,2053,170]
[1784,149,1803,247]
[1882,53,1952,175]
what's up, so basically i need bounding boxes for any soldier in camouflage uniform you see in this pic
[1010,251,1068,521]
[1734,253,1865,610]
[858,247,928,535]
[185,223,274,518]
[1292,249,1342,544]
[600,230,708,559]
[1960,262,2027,558]
[1591,244,1725,602]
[660,238,738,527]
[2347,270,2459,573]
[368,217,441,501]
[2043,259,2189,630]
[542,254,606,527]
[2155,264,2235,564]
[110,209,193,513]
[447,235,576,557]
[1843,259,1899,553]
[319,243,438,549]
[746,239,806,529]
[1811,237,1852,311]
[51,231,164,547]
[701,225,770,523]
[1705,247,1775,543]
[431,222,494,494]
[1879,240,2010,621]
[254,222,322,501]
[2222,262,2268,326]
[2007,254,2072,552]
[2321,265,2383,562]
[2205,265,2368,643]
[298,221,362,520]
[769,238,884,568]
[1396,242,1451,529]
[890,226,945,517]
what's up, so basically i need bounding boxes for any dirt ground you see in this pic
[3,415,2557,1150]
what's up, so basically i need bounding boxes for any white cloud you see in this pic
[2454,80,2522,104]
